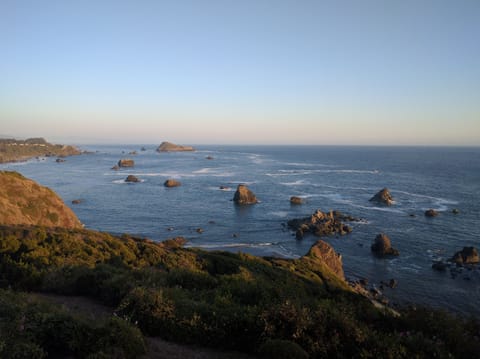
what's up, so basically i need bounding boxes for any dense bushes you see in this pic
[0,289,146,358]
[1,225,479,358]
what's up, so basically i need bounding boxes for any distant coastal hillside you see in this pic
[0,171,82,228]
[0,137,81,163]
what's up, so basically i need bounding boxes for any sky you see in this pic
[1,0,479,145]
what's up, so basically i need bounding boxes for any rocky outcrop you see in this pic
[425,209,438,217]
[0,171,82,228]
[233,184,258,205]
[164,179,181,187]
[371,233,399,257]
[451,247,479,265]
[302,240,345,280]
[290,196,304,205]
[118,159,134,167]
[369,188,394,206]
[287,209,356,239]
[125,175,140,183]
[156,141,195,152]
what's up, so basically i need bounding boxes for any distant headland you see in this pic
[0,137,82,163]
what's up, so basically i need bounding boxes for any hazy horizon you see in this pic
[1,0,479,146]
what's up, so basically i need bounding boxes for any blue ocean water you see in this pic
[2,145,480,316]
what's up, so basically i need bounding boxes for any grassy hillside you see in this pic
[0,171,82,228]
[0,225,479,358]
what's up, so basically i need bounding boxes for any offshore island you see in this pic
[0,142,479,358]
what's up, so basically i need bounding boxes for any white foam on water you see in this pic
[193,167,214,174]
[269,211,290,218]
[280,179,308,186]
[186,242,275,249]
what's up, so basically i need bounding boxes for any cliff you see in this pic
[0,137,81,163]
[0,171,82,228]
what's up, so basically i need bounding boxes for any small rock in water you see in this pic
[432,261,448,271]
[369,188,394,206]
[452,208,460,214]
[196,228,204,234]
[424,209,438,217]
[125,175,140,183]
[290,196,304,205]
[71,199,83,205]
[164,179,181,187]
[388,279,398,289]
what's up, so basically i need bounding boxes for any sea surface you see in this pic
[2,145,480,316]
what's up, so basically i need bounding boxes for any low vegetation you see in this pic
[0,225,479,358]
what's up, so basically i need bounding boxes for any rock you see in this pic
[369,188,394,206]
[359,278,368,286]
[111,165,120,171]
[451,247,479,265]
[71,199,83,205]
[55,158,66,163]
[141,147,147,151]
[196,228,204,234]
[371,233,399,257]
[302,240,345,280]
[219,186,230,190]
[206,156,214,160]
[452,208,460,214]
[118,159,134,167]
[388,279,398,289]
[287,209,357,238]
[432,261,448,271]
[425,209,438,217]
[0,171,82,228]
[164,179,181,187]
[125,175,140,183]
[156,141,195,152]
[129,151,137,155]
[233,184,258,205]
[290,196,304,205]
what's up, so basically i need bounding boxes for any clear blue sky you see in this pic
[1,0,479,145]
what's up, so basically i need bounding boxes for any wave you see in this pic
[280,179,308,186]
[269,211,290,218]
[193,167,214,174]
[112,179,146,184]
[266,169,380,177]
[186,242,275,249]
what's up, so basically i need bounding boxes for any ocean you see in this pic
[2,145,480,316]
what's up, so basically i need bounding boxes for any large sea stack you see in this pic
[0,171,82,228]
[156,141,195,152]
[369,188,394,206]
[233,184,258,205]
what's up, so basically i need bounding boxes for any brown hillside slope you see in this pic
[0,171,82,228]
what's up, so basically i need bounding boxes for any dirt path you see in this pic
[32,293,256,359]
